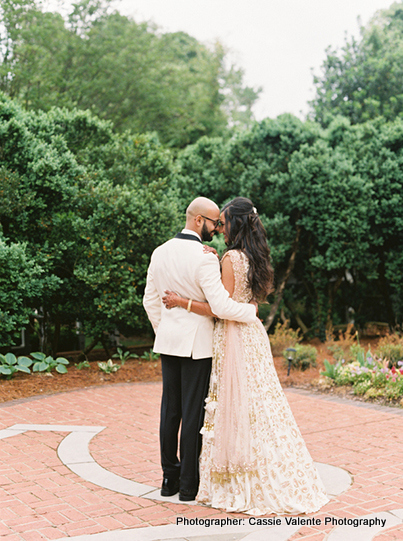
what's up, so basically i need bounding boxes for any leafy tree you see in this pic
[0,0,260,147]
[0,0,70,107]
[339,117,403,328]
[0,92,180,352]
[177,115,322,330]
[310,2,403,126]
[285,137,372,335]
[74,173,179,341]
[0,236,58,347]
[177,114,403,335]
[216,41,262,130]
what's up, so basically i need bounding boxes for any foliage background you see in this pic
[0,0,402,352]
[0,95,181,350]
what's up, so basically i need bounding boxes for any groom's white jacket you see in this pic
[143,233,256,359]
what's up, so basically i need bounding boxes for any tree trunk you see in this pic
[264,226,301,331]
[100,335,112,359]
[52,315,61,357]
[326,271,344,331]
[378,254,396,330]
[77,336,102,362]
[37,307,49,354]
[284,300,309,335]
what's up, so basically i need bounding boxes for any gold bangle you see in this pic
[187,299,193,312]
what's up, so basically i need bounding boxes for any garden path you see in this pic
[0,383,403,540]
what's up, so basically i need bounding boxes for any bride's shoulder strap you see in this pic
[222,249,244,265]
[221,250,246,281]
[221,249,240,261]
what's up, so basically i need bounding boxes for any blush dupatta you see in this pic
[212,320,253,474]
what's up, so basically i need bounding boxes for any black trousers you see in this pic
[160,354,212,492]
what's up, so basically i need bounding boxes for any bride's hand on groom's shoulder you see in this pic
[203,245,219,258]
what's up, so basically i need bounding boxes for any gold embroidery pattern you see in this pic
[197,250,329,515]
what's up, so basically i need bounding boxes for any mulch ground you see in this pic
[0,356,162,403]
[1,336,398,407]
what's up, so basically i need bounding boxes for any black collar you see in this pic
[175,232,202,244]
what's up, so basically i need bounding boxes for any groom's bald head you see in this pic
[186,197,219,223]
[185,197,219,241]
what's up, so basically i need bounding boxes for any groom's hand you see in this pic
[249,299,259,316]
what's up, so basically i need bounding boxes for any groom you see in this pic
[143,197,256,501]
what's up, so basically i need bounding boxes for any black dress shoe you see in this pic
[161,477,180,497]
[179,489,197,501]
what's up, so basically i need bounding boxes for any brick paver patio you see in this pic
[1,382,403,540]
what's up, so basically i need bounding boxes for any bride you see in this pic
[162,197,329,515]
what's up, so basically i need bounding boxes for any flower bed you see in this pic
[320,337,403,405]
[269,322,403,407]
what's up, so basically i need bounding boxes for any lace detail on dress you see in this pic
[197,250,329,515]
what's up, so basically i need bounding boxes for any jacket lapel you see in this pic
[174,233,202,243]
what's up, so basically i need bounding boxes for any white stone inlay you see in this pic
[0,423,366,541]
[315,462,352,497]
[56,520,301,541]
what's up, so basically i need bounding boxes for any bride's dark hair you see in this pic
[221,197,274,302]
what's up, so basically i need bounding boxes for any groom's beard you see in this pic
[201,222,214,242]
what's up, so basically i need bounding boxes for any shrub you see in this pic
[324,344,403,401]
[325,324,357,362]
[375,334,403,366]
[270,321,301,356]
[321,358,339,379]
[0,353,33,379]
[364,387,386,399]
[0,96,181,350]
[98,359,120,373]
[371,370,388,388]
[0,237,57,347]
[140,349,160,362]
[31,353,69,374]
[350,344,367,365]
[334,363,356,386]
[283,343,317,371]
[112,347,138,365]
[353,380,373,396]
[383,376,403,400]
[0,351,69,377]
[76,360,90,369]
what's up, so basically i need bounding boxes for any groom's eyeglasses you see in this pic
[201,215,223,228]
